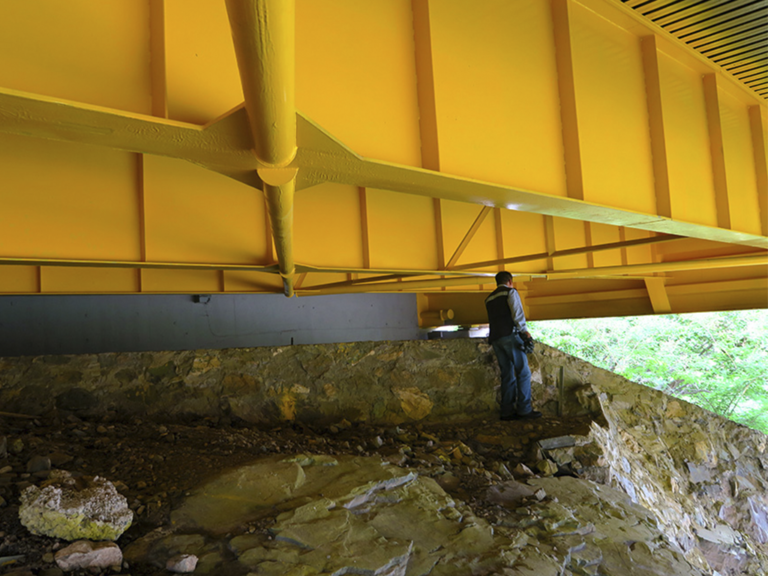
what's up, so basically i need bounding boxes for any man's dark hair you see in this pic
[495,271,513,285]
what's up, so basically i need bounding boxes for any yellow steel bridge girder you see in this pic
[0,0,765,326]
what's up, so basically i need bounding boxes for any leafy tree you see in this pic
[529,310,768,434]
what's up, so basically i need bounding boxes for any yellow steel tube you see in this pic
[299,274,493,295]
[226,0,297,296]
[260,167,297,287]
[225,0,296,167]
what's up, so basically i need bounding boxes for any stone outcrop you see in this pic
[124,453,705,575]
[0,340,541,426]
[1,337,767,574]
[19,470,133,541]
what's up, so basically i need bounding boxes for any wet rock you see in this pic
[19,470,133,541]
[486,480,536,507]
[166,553,198,573]
[54,540,122,572]
[55,388,97,413]
[0,555,26,570]
[505,476,707,575]
[538,435,576,450]
[512,463,535,478]
[48,452,73,467]
[393,387,433,420]
[536,459,558,476]
[497,462,513,480]
[26,456,51,473]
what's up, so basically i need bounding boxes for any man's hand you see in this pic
[520,331,535,354]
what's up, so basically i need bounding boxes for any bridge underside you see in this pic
[0,0,765,327]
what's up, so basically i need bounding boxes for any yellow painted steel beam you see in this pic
[667,277,768,297]
[0,0,764,313]
[445,206,492,268]
[547,253,768,280]
[525,287,650,307]
[750,105,768,236]
[359,187,371,269]
[0,88,259,181]
[294,115,768,250]
[552,0,584,201]
[644,277,672,314]
[226,0,297,296]
[412,0,441,173]
[294,265,487,281]
[449,234,685,272]
[641,35,672,219]
[149,0,168,119]
[704,74,733,231]
[298,273,494,296]
[0,257,279,273]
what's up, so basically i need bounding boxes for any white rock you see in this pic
[166,553,198,573]
[55,540,122,572]
[19,470,133,541]
[512,463,535,478]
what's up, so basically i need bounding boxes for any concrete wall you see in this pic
[0,293,424,357]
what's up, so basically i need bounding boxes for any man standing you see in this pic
[485,271,541,421]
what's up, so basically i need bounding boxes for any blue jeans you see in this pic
[491,334,532,417]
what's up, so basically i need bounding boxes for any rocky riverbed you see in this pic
[0,408,709,576]
[1,339,767,575]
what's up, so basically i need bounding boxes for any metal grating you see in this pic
[622,0,768,99]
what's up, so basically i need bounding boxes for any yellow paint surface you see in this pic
[657,51,717,226]
[0,266,38,293]
[590,224,623,268]
[430,0,567,196]
[499,211,548,274]
[295,184,363,268]
[441,201,496,269]
[295,0,421,167]
[144,156,267,264]
[719,88,761,235]
[43,268,138,293]
[551,218,588,271]
[367,190,437,270]
[0,134,141,260]
[224,271,283,293]
[624,228,654,265]
[571,3,655,214]
[0,0,151,113]
[0,0,762,320]
[165,0,243,123]
[141,269,221,293]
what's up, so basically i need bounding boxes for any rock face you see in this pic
[19,470,133,541]
[0,340,516,426]
[1,338,767,574]
[588,372,768,575]
[124,454,705,575]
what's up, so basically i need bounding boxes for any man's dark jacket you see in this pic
[485,285,517,344]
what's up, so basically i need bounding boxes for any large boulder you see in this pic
[126,454,706,575]
[19,470,133,541]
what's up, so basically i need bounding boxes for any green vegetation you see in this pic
[529,310,768,434]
